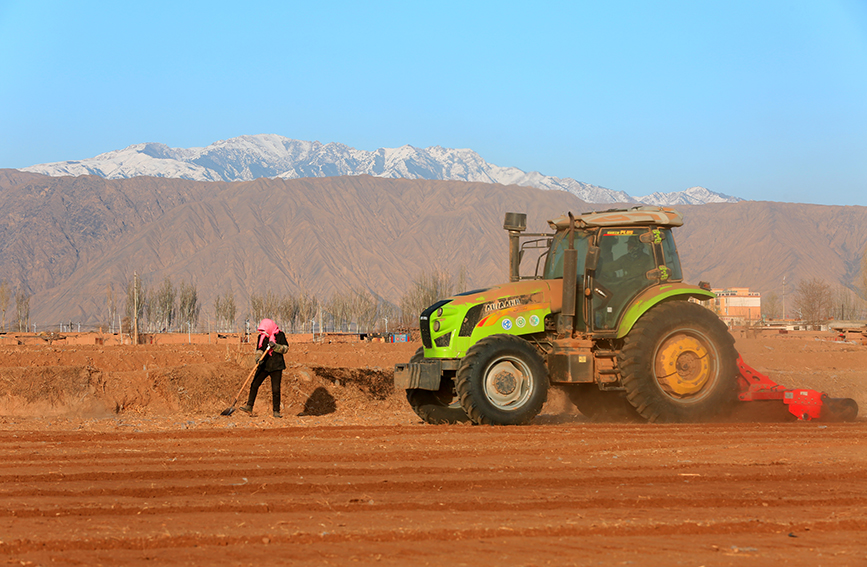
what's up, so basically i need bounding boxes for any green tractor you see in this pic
[394,206,738,425]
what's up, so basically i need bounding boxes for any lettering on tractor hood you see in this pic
[483,297,523,313]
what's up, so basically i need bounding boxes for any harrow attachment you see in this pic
[736,355,859,422]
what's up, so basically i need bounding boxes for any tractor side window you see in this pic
[543,230,589,280]
[592,230,656,330]
[659,228,683,281]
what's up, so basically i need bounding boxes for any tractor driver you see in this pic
[593,234,656,329]
[607,235,654,282]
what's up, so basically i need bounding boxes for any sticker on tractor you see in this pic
[501,318,513,330]
[603,229,635,236]
[516,316,526,328]
[529,314,540,326]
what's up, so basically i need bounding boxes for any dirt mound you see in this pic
[0,341,417,423]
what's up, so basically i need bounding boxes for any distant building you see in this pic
[711,287,762,324]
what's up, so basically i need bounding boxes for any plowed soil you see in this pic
[1,331,865,566]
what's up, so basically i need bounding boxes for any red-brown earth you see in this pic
[0,331,865,566]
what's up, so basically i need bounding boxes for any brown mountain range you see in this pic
[1,170,866,328]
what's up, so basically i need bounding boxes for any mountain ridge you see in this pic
[20,134,740,206]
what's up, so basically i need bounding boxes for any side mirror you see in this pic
[585,245,599,271]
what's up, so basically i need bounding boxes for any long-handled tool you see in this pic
[221,347,271,416]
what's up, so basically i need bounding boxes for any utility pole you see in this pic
[782,276,787,320]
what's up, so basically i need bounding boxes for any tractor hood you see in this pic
[446,279,564,313]
[421,279,563,358]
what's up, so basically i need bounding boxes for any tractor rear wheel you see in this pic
[567,384,643,422]
[405,348,470,424]
[456,335,548,425]
[618,301,738,423]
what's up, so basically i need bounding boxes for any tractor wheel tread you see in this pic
[618,301,738,423]
[456,334,548,426]
[405,347,470,425]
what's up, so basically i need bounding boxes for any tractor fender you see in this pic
[616,284,716,339]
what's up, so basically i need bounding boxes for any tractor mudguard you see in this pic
[616,284,715,339]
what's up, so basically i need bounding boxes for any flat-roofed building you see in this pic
[711,287,762,323]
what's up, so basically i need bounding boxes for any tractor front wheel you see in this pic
[618,301,738,423]
[456,335,548,425]
[405,348,470,424]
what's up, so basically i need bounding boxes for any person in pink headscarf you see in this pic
[239,318,289,418]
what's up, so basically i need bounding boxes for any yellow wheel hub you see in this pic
[654,334,712,397]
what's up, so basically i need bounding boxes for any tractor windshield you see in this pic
[543,229,590,280]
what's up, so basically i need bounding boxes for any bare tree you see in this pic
[249,289,281,326]
[399,266,459,328]
[214,290,237,332]
[15,288,30,332]
[295,290,320,333]
[831,286,860,321]
[177,280,200,332]
[349,287,376,332]
[762,291,781,320]
[105,282,118,333]
[249,292,265,324]
[326,291,352,332]
[124,273,146,333]
[0,279,10,332]
[278,295,299,333]
[793,277,832,327]
[153,277,176,332]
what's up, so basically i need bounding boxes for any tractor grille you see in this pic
[419,299,451,349]
[459,304,485,337]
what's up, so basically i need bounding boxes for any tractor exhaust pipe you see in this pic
[560,212,578,336]
[504,212,527,283]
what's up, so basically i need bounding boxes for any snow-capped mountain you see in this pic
[635,186,742,206]
[20,134,741,205]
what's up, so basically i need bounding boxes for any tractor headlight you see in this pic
[433,320,441,332]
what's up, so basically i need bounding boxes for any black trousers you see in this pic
[246,367,282,412]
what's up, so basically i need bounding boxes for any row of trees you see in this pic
[120,275,201,334]
[116,265,469,335]
[5,249,867,332]
[762,278,865,326]
[213,266,465,334]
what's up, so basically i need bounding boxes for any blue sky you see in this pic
[1,0,865,205]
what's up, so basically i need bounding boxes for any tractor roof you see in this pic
[547,206,684,230]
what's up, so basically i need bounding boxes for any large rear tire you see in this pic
[618,301,738,423]
[405,348,470,424]
[456,335,548,425]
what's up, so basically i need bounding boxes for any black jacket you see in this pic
[257,330,288,373]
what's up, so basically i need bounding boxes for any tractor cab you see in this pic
[532,207,686,335]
